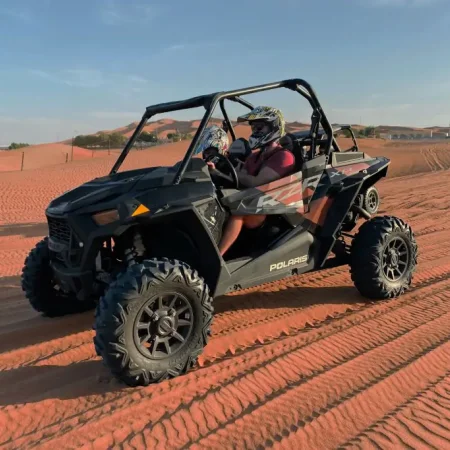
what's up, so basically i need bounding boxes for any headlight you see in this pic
[92,209,120,225]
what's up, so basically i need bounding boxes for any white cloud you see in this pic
[127,75,147,83]
[167,44,186,51]
[99,0,164,25]
[0,116,84,126]
[331,103,413,113]
[0,114,132,144]
[29,68,149,91]
[62,69,105,88]
[164,41,225,53]
[0,7,32,22]
[327,103,412,125]
[29,69,54,81]
[0,116,88,144]
[0,116,20,124]
[88,111,141,120]
[325,102,450,128]
[29,69,105,88]
[357,0,443,6]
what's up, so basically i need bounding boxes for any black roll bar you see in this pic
[109,78,335,180]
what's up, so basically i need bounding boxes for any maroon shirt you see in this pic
[243,144,295,178]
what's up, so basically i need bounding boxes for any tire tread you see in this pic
[350,215,418,300]
[94,257,214,387]
[21,237,95,317]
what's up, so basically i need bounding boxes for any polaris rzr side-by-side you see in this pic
[21,78,418,387]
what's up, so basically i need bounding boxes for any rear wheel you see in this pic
[94,257,213,386]
[350,216,418,299]
[363,186,380,215]
[21,237,95,317]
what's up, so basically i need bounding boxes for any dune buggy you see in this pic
[21,78,418,386]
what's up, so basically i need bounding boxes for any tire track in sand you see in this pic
[0,258,355,368]
[0,237,448,377]
[1,206,450,448]
[338,372,450,450]
[148,294,450,450]
[264,324,450,450]
[2,132,450,449]
[4,278,450,450]
[209,235,447,344]
[6,221,445,372]
[420,148,444,172]
[1,244,449,411]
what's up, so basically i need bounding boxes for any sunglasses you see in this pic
[250,121,269,132]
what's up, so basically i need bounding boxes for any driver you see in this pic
[194,125,229,161]
[208,106,295,256]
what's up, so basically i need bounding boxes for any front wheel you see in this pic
[94,257,214,387]
[21,237,95,317]
[350,216,418,300]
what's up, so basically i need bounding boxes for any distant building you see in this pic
[388,132,448,141]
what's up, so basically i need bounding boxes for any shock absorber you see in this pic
[124,229,146,267]
[124,247,137,266]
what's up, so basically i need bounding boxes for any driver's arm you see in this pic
[238,150,295,188]
[238,166,280,188]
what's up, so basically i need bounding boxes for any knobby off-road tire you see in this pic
[21,237,96,317]
[362,185,380,215]
[94,257,214,387]
[350,215,418,300]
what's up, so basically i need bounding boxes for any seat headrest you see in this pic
[228,138,251,158]
[280,133,306,170]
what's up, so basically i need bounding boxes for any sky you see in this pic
[1,0,450,144]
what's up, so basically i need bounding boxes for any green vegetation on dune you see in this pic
[73,132,127,149]
[7,142,30,150]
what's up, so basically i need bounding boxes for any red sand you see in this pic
[1,140,450,449]
[0,142,116,173]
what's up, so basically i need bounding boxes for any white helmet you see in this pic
[194,125,229,156]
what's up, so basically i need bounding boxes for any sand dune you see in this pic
[338,137,450,178]
[1,143,450,449]
[1,138,450,226]
[3,121,450,177]
[0,141,189,225]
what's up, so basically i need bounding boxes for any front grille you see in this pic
[47,216,72,243]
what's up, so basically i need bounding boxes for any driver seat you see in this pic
[280,133,305,173]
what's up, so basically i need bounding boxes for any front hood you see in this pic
[46,165,175,214]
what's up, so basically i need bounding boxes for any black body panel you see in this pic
[46,158,212,216]
[44,157,226,300]
[215,228,317,296]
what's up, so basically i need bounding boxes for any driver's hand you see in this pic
[206,161,216,170]
[234,160,245,172]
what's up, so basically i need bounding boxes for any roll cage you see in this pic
[109,78,345,181]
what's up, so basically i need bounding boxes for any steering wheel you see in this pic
[205,153,239,189]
